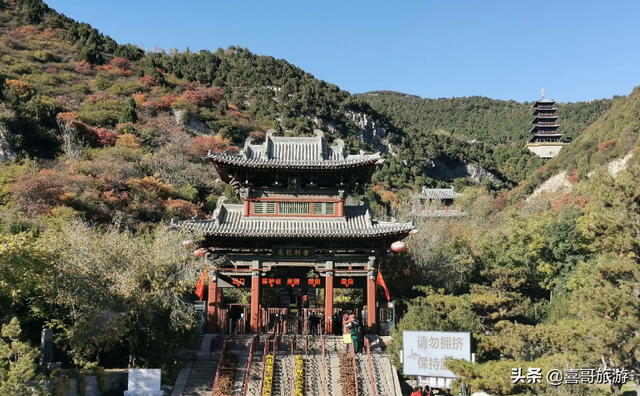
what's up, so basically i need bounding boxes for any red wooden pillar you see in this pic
[243,199,250,216]
[250,272,261,333]
[324,272,334,334]
[207,275,221,333]
[367,274,377,334]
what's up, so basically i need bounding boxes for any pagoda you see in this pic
[173,130,416,334]
[526,89,565,158]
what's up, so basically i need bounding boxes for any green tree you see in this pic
[0,318,46,396]
[119,97,138,124]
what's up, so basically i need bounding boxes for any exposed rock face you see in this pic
[527,171,571,201]
[343,110,394,154]
[422,159,500,185]
[608,151,635,178]
[0,123,15,163]
[466,163,500,185]
[173,109,211,134]
[310,111,394,154]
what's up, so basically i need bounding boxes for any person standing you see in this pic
[349,321,359,355]
[356,325,364,354]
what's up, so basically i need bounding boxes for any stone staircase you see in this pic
[227,336,254,395]
[172,334,221,396]
[369,337,402,396]
[355,355,375,396]
[325,336,348,396]
[245,334,270,396]
[305,336,324,396]
[272,336,294,396]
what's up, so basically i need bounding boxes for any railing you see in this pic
[209,334,224,358]
[320,325,327,396]
[364,337,377,396]
[211,332,237,396]
[259,335,273,396]
[290,334,298,396]
[349,342,359,396]
[242,333,261,396]
[305,335,309,396]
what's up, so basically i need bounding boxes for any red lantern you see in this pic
[194,248,207,258]
[390,241,406,252]
[382,251,394,260]
[182,240,195,250]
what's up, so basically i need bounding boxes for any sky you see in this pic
[45,0,640,103]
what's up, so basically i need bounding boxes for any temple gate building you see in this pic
[173,130,416,335]
[526,89,565,158]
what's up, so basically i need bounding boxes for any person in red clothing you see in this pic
[410,387,423,396]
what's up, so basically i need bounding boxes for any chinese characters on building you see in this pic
[274,247,314,258]
[510,367,630,386]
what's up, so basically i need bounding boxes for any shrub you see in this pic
[93,73,114,90]
[116,133,142,149]
[139,75,159,87]
[108,57,132,71]
[186,134,231,158]
[74,60,93,74]
[107,82,148,97]
[119,97,138,124]
[263,354,274,396]
[72,84,92,95]
[132,92,148,106]
[78,97,124,127]
[164,198,201,219]
[93,127,118,146]
[29,50,54,63]
[4,78,35,102]
[11,169,66,216]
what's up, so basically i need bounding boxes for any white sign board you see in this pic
[128,369,161,391]
[403,331,471,377]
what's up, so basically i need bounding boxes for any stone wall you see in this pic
[62,371,128,396]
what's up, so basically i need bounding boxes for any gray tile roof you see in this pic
[172,197,414,238]
[421,187,463,199]
[208,129,382,169]
[533,98,556,105]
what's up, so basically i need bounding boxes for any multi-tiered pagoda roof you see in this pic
[527,90,565,158]
[173,197,413,239]
[173,129,414,244]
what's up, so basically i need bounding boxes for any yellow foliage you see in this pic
[116,133,142,149]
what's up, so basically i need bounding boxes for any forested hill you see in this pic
[358,90,613,146]
[0,0,619,199]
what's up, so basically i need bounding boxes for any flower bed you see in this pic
[263,354,274,396]
[338,353,356,396]
[294,355,304,396]
[215,354,239,396]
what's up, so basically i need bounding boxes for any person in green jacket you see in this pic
[349,321,359,354]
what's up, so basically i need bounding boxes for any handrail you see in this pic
[290,333,298,396]
[211,332,237,396]
[350,342,359,396]
[242,333,261,396]
[209,334,224,358]
[364,337,377,396]
[259,337,271,396]
[320,325,327,396]
[305,335,309,396]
